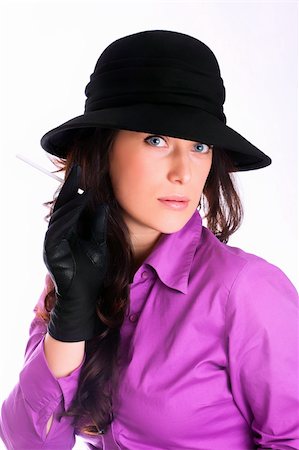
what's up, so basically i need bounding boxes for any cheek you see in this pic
[201,157,213,183]
[109,154,155,204]
[193,159,212,200]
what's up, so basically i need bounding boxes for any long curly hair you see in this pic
[36,127,243,435]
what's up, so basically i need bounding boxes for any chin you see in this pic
[154,213,193,234]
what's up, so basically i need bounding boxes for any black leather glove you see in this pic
[43,163,109,342]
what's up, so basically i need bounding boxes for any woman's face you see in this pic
[108,130,213,236]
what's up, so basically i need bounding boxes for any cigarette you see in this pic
[16,154,84,194]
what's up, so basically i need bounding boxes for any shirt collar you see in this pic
[142,209,203,294]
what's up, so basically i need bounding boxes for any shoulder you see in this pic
[195,226,298,300]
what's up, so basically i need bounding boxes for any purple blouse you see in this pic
[1,210,298,449]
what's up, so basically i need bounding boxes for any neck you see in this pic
[129,231,162,281]
[121,210,162,280]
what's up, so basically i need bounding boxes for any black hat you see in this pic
[40,29,271,171]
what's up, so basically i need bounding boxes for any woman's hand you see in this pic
[43,163,109,342]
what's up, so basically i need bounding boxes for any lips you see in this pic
[158,198,189,210]
[158,196,190,202]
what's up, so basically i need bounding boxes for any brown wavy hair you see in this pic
[37,127,243,435]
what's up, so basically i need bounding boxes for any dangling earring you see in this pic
[198,193,203,210]
[197,193,204,210]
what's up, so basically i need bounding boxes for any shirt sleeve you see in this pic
[225,258,299,449]
[0,273,86,450]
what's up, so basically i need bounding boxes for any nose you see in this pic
[167,148,192,184]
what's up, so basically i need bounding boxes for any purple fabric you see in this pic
[1,210,298,449]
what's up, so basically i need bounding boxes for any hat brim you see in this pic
[40,104,271,171]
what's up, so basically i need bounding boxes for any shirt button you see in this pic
[141,271,149,279]
[129,313,138,323]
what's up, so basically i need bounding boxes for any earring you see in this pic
[199,193,205,210]
[198,194,202,210]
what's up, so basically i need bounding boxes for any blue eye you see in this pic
[194,143,211,153]
[145,136,166,147]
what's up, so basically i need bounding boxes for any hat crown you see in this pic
[96,30,221,76]
[84,30,226,122]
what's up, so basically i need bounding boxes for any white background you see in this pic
[0,1,298,449]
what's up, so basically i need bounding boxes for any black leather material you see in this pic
[43,164,109,342]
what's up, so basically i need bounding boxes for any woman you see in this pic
[0,30,298,449]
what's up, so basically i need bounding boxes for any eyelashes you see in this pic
[144,135,212,154]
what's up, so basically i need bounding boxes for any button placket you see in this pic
[129,313,138,323]
[127,267,151,324]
